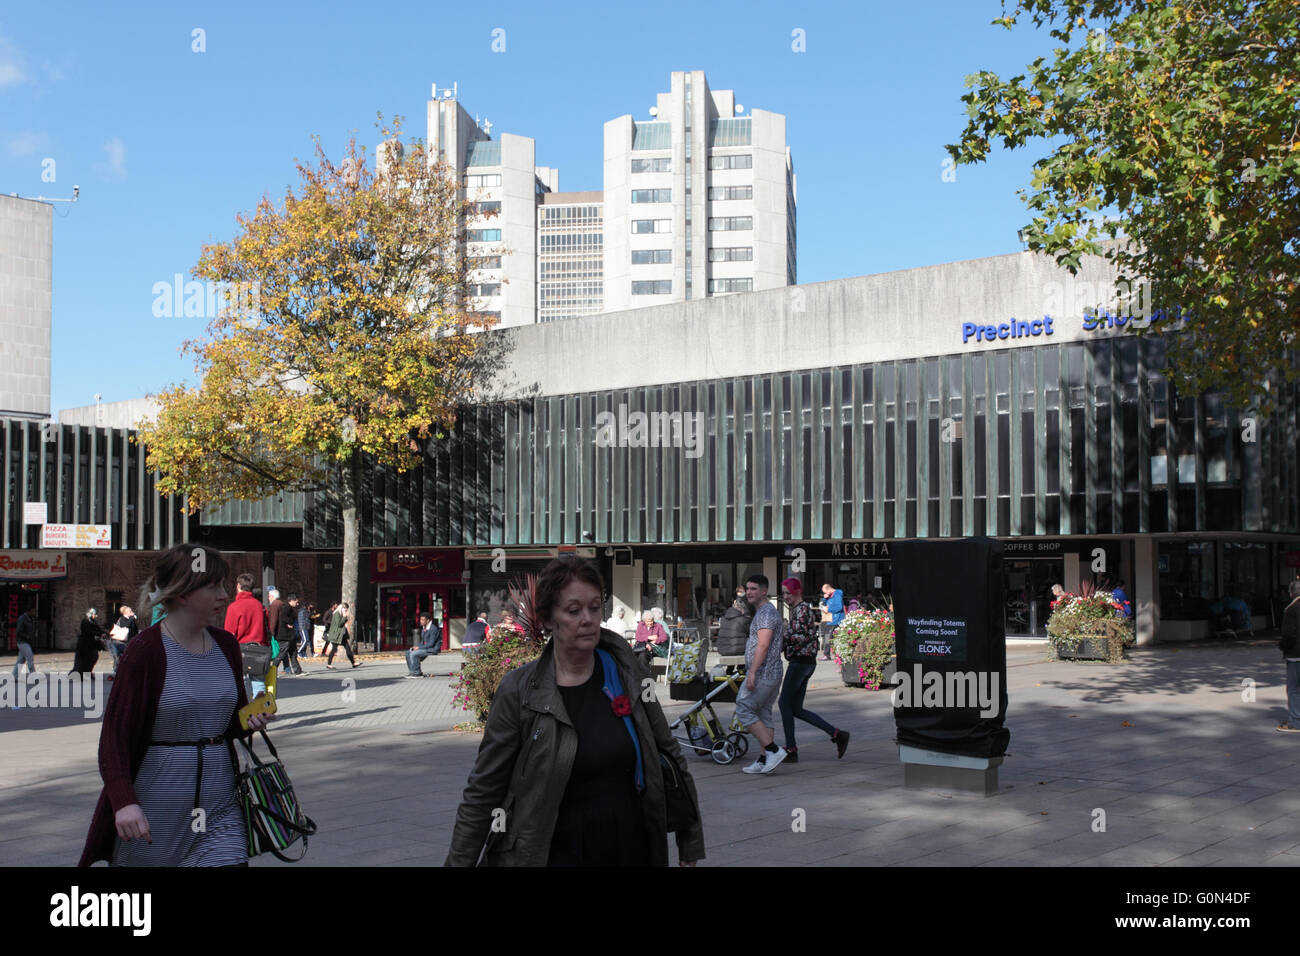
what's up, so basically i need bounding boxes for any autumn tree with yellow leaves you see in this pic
[138,119,504,625]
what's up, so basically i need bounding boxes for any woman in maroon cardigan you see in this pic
[80,544,271,867]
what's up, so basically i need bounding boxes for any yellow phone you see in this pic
[239,692,277,730]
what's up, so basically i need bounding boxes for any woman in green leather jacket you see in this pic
[445,556,705,866]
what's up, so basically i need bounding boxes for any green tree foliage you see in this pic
[949,0,1299,414]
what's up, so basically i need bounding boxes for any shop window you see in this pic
[1158,541,1216,619]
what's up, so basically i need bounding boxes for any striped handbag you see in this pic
[236,730,317,862]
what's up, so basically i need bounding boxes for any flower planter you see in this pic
[840,661,865,687]
[879,658,899,686]
[1055,637,1112,661]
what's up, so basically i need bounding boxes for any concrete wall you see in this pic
[490,248,1125,399]
[602,114,634,313]
[498,133,537,329]
[750,108,790,293]
[0,195,53,419]
[59,397,159,429]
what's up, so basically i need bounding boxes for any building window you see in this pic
[632,280,671,295]
[467,229,501,242]
[467,201,501,216]
[631,189,672,204]
[464,173,501,188]
[708,217,753,232]
[708,278,752,293]
[631,158,671,173]
[708,154,753,170]
[707,246,753,262]
[631,249,672,265]
[468,256,502,270]
[474,283,501,297]
[708,185,752,201]
[632,219,671,234]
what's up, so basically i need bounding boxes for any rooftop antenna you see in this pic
[19,185,79,204]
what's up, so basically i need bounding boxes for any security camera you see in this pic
[73,185,79,200]
[604,547,614,557]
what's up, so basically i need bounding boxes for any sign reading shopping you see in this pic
[40,524,111,550]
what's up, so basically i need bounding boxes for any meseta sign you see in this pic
[0,550,67,579]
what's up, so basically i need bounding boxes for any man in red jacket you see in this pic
[224,572,268,697]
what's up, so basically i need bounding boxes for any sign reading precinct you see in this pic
[962,316,1056,345]
[963,307,1185,347]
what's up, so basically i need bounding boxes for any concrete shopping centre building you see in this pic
[285,249,1300,649]
[5,248,1297,651]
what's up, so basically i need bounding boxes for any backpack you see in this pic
[715,607,751,656]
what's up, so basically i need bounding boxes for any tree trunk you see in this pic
[341,449,361,643]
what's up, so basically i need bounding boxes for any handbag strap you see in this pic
[236,728,281,766]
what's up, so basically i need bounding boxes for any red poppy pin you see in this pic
[610,694,632,716]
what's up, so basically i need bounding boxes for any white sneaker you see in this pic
[741,755,767,774]
[759,748,789,773]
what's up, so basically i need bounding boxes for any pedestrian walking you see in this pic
[10,607,37,708]
[818,583,845,661]
[71,608,104,675]
[777,578,849,763]
[1277,580,1300,733]
[107,605,139,674]
[78,543,272,867]
[445,555,704,866]
[224,573,270,697]
[405,611,441,678]
[323,602,359,669]
[295,598,314,658]
[268,591,303,676]
[738,575,788,775]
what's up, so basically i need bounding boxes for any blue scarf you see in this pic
[595,648,644,793]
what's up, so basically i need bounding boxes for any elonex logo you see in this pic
[50,886,151,936]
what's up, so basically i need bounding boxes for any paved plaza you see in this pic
[4,640,1300,867]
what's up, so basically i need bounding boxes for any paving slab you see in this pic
[5,641,1300,866]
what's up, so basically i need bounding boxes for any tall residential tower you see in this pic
[603,70,796,313]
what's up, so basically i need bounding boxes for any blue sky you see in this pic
[1,0,1059,414]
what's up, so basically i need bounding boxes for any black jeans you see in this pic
[326,637,356,665]
[271,635,301,673]
[779,656,836,749]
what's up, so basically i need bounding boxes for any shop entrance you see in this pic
[377,584,464,652]
[3,582,51,651]
[1004,559,1064,638]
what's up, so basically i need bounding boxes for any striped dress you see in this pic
[112,633,247,867]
